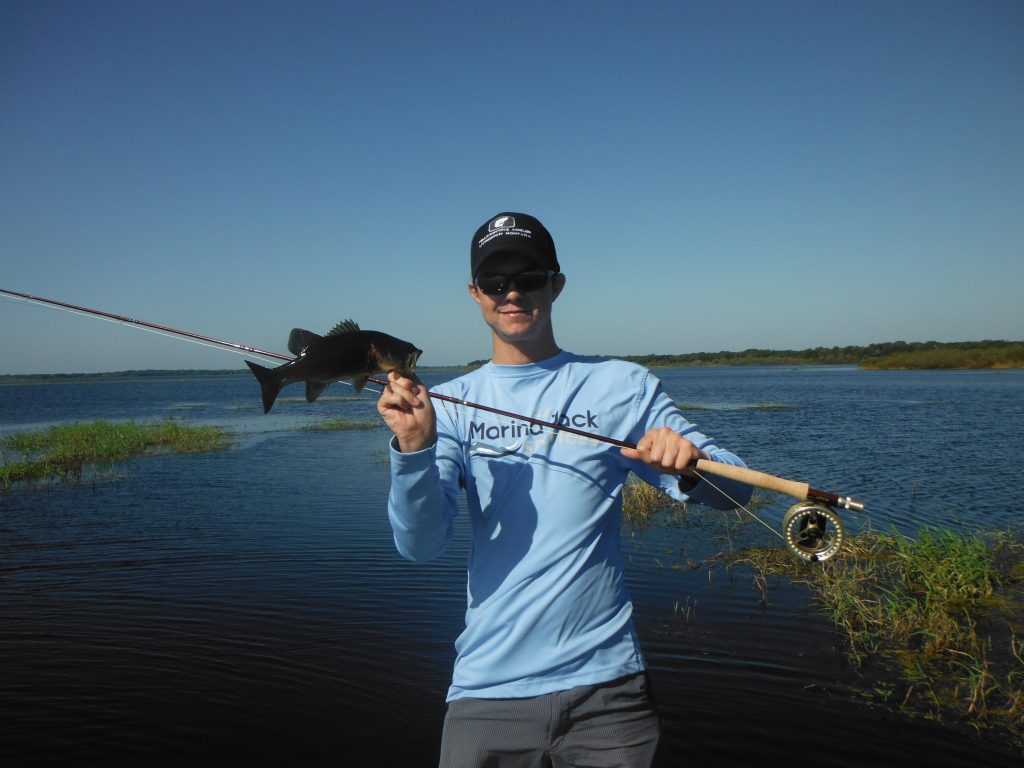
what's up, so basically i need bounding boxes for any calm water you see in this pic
[1,366,1022,765]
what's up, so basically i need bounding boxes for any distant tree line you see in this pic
[613,340,1024,369]
[857,341,1024,370]
[465,341,1024,370]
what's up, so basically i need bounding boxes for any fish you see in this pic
[245,319,422,413]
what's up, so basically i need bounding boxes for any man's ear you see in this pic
[468,282,483,306]
[551,273,566,301]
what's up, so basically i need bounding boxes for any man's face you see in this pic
[468,254,564,348]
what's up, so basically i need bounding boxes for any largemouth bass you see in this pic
[245,319,421,413]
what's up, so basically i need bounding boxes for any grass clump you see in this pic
[735,526,1024,744]
[622,475,682,528]
[621,474,776,533]
[0,419,232,488]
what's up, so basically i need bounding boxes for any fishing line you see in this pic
[690,468,785,541]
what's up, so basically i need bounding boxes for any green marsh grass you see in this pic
[621,475,682,528]
[0,419,232,487]
[733,526,1024,744]
[621,474,776,537]
[623,485,1024,743]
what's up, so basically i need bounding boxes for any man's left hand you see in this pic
[620,427,707,475]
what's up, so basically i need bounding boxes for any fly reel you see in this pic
[782,501,845,562]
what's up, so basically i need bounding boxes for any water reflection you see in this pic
[1,368,1022,764]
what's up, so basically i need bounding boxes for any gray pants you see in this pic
[438,672,661,768]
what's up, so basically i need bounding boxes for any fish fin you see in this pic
[352,374,370,392]
[306,381,330,403]
[288,328,322,356]
[245,360,281,414]
[326,319,360,337]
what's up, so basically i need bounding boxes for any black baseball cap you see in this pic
[470,212,559,277]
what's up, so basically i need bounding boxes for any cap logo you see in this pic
[490,216,515,231]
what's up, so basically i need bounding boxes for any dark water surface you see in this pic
[2,367,1022,765]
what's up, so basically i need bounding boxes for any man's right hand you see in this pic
[376,370,437,453]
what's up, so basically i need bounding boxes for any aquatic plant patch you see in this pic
[731,527,1024,746]
[621,476,776,544]
[0,419,233,488]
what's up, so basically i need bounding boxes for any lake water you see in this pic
[1,366,1022,765]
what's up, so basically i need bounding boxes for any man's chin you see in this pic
[494,314,536,334]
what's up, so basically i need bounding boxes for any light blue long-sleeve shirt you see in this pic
[387,351,751,701]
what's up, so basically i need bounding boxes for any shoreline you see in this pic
[3,359,1023,384]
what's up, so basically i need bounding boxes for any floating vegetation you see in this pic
[301,418,382,432]
[0,419,233,488]
[732,527,1024,746]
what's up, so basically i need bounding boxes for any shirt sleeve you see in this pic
[627,370,753,511]
[386,398,464,562]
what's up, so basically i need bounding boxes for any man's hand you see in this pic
[376,370,437,453]
[620,427,706,475]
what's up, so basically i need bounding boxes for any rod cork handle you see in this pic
[693,459,810,501]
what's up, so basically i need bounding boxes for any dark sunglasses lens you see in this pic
[514,272,550,291]
[476,271,551,296]
[476,275,509,295]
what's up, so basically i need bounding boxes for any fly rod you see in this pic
[1,286,864,515]
[396,379,863,511]
[0,287,286,363]
[391,376,864,512]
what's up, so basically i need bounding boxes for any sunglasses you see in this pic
[474,269,557,296]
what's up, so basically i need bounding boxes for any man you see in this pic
[376,212,751,767]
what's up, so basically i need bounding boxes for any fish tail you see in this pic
[245,361,281,413]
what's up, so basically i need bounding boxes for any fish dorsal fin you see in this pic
[288,328,322,356]
[326,319,360,337]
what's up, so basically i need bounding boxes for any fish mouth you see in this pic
[381,347,422,374]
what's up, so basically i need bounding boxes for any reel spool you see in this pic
[782,502,845,562]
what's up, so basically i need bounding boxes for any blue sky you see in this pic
[1,0,1021,374]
